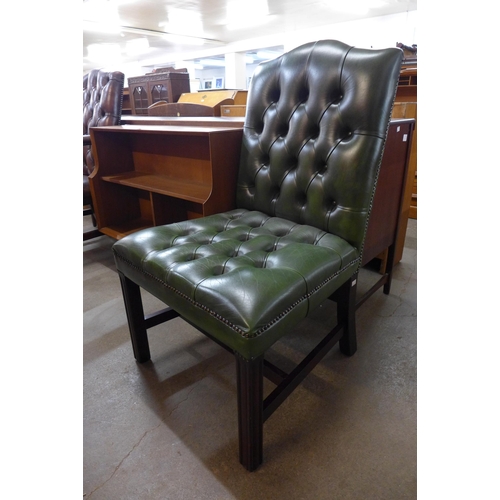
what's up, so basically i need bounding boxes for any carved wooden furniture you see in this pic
[128,69,190,115]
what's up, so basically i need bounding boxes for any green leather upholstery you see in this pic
[112,39,403,470]
[113,40,402,360]
[114,209,359,359]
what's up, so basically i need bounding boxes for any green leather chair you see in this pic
[113,40,403,471]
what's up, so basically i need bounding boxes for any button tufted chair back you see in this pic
[83,69,124,200]
[237,40,400,257]
[111,40,403,471]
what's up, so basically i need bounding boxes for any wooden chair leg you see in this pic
[118,272,151,363]
[235,354,264,471]
[383,243,396,295]
[337,274,358,356]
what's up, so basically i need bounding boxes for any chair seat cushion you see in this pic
[113,209,360,359]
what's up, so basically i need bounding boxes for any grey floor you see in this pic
[83,217,417,500]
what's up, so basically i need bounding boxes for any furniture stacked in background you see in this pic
[394,63,417,220]
[147,90,247,117]
[127,68,191,115]
[88,60,415,290]
[387,63,417,273]
[83,69,124,241]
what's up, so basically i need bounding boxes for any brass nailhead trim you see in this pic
[114,250,359,339]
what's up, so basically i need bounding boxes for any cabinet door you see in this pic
[130,84,149,115]
[150,82,169,105]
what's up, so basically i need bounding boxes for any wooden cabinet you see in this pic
[394,64,417,222]
[396,66,417,101]
[363,119,415,270]
[128,71,191,115]
[89,125,243,239]
[221,105,247,117]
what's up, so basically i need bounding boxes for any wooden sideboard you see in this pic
[89,125,242,239]
[128,71,191,115]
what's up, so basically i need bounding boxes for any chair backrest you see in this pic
[83,69,124,175]
[237,40,402,253]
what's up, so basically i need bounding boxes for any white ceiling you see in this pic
[83,0,417,73]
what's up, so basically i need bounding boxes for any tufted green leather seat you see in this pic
[114,209,359,359]
[112,40,403,471]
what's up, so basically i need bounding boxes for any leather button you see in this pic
[310,125,320,140]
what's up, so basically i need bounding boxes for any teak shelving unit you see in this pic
[89,125,243,239]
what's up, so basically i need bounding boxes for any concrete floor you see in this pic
[83,217,417,499]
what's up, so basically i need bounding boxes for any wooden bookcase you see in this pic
[89,125,242,239]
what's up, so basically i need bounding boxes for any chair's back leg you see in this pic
[118,271,151,363]
[337,274,359,356]
[235,353,264,471]
[383,243,397,295]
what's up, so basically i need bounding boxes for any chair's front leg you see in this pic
[118,272,151,363]
[235,353,264,471]
[337,273,358,356]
